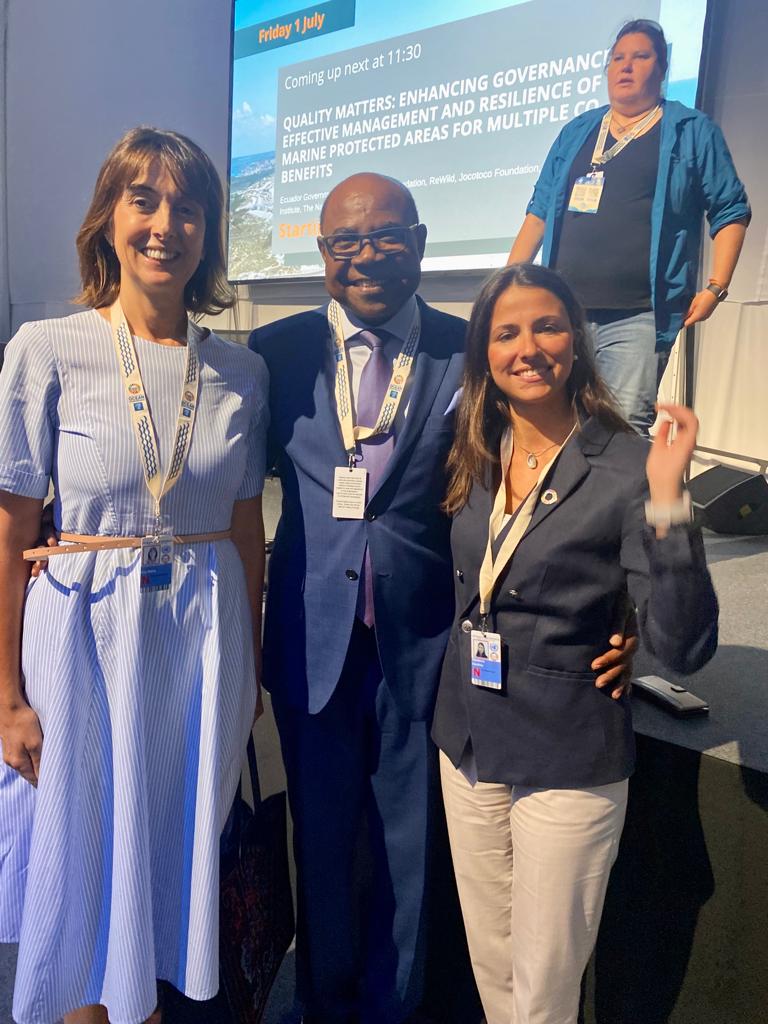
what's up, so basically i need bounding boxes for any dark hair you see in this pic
[75,126,235,315]
[610,19,669,76]
[444,264,630,514]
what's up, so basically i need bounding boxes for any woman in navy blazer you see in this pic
[432,263,718,1024]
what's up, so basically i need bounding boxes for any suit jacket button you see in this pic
[345,569,359,581]
[365,510,376,522]
[456,569,464,581]
[508,588,519,597]
[460,619,473,633]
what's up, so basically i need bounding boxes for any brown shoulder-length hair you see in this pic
[444,263,630,515]
[75,126,235,315]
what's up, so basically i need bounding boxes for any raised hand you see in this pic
[646,403,698,506]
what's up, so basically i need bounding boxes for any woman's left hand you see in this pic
[683,288,719,327]
[646,403,698,505]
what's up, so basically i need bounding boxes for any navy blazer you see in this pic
[249,298,466,719]
[432,417,719,789]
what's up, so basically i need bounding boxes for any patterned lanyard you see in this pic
[109,300,201,530]
[590,105,660,169]
[328,298,420,458]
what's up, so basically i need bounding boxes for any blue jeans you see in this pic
[587,310,670,436]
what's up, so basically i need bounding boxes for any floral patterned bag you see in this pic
[219,737,295,1022]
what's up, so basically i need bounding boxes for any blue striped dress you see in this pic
[0,309,268,1024]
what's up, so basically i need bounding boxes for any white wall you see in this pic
[691,0,768,469]
[0,0,10,344]
[700,0,768,305]
[5,0,232,332]
[3,0,476,337]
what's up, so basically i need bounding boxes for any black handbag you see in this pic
[218,735,295,1022]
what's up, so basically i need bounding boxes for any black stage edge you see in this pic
[583,733,768,1024]
[165,730,768,1024]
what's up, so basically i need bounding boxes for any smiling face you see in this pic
[319,174,427,325]
[607,31,665,112]
[487,284,575,416]
[109,159,206,307]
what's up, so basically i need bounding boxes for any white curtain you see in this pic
[688,0,768,470]
[657,303,768,477]
[0,0,10,350]
[692,304,768,475]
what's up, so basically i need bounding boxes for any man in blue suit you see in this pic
[249,174,631,1023]
[250,173,465,1024]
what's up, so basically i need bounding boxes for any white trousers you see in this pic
[439,751,628,1024]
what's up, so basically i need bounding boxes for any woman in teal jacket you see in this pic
[509,19,750,435]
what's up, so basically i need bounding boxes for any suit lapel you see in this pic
[522,417,612,538]
[456,449,586,615]
[458,418,615,611]
[373,298,453,495]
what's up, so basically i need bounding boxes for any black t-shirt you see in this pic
[553,120,661,312]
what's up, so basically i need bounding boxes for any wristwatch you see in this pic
[705,280,729,302]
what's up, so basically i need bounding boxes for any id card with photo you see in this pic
[332,466,367,519]
[470,629,503,690]
[140,535,174,592]
[568,172,604,214]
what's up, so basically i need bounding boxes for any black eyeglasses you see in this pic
[318,224,420,259]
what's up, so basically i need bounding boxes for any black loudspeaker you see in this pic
[688,466,768,535]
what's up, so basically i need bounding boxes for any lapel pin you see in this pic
[541,489,558,505]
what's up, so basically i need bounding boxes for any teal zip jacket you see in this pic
[527,100,751,346]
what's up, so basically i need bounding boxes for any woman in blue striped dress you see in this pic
[0,128,268,1023]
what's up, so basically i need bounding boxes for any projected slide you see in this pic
[228,0,707,281]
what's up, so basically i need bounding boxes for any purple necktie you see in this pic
[355,330,395,628]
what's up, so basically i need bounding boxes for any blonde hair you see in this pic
[75,126,235,315]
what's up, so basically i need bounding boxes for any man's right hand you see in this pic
[592,603,639,699]
[0,700,43,786]
[30,505,58,578]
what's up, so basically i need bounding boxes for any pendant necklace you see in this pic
[517,441,559,470]
[610,107,657,135]
[516,416,579,468]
